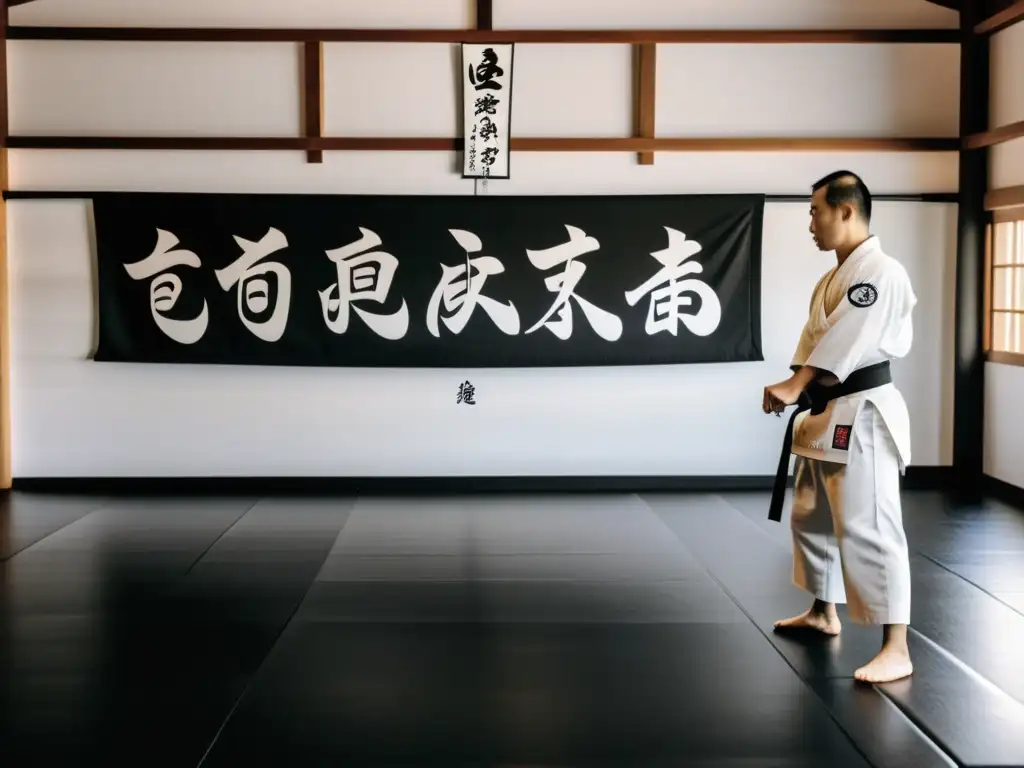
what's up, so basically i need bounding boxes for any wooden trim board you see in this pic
[9,468,957,496]
[6,26,961,44]
[975,0,1024,35]
[3,135,960,152]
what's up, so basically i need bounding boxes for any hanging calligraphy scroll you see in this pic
[462,42,514,179]
[90,191,764,368]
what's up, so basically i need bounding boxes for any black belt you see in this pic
[768,361,892,522]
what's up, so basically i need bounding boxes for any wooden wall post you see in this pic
[476,0,493,31]
[303,41,324,163]
[634,44,656,165]
[953,0,990,501]
[0,2,11,490]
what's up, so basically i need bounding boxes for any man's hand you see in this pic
[763,380,800,414]
[762,367,818,415]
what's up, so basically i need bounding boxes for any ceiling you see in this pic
[6,0,1014,20]
[0,0,974,12]
[0,0,968,7]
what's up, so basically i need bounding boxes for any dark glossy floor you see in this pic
[2,489,1024,767]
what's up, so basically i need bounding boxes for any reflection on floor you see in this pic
[2,488,1024,767]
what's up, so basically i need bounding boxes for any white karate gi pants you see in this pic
[790,402,912,625]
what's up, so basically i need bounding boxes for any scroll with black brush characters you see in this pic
[462,42,514,179]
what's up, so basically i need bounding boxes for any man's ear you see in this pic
[840,203,854,222]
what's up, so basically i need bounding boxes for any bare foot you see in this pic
[855,646,913,684]
[773,608,842,636]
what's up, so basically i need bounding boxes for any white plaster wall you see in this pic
[5,0,960,477]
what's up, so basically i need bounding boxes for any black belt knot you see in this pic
[767,361,892,522]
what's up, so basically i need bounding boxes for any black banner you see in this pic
[91,192,764,368]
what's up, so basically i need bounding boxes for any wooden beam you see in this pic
[529,136,958,152]
[0,149,8,493]
[984,222,992,353]
[634,44,656,165]
[975,0,1024,34]
[963,118,1024,149]
[5,26,961,44]
[953,0,989,502]
[988,350,1024,366]
[303,41,324,163]
[993,206,1024,222]
[986,185,1024,209]
[6,136,313,150]
[985,0,1021,15]
[3,135,960,152]
[476,0,493,31]
[2,190,959,202]
[0,3,10,491]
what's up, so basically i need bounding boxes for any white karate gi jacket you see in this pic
[789,235,916,470]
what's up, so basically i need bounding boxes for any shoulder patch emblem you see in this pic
[847,283,878,308]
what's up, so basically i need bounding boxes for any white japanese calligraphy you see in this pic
[215,227,292,343]
[123,228,209,345]
[525,225,623,342]
[319,227,409,340]
[426,229,520,337]
[624,227,721,337]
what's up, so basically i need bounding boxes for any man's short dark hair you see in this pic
[812,170,872,223]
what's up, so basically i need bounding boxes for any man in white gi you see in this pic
[762,171,916,684]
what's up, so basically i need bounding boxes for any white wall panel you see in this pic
[656,44,959,138]
[494,0,958,30]
[5,0,962,478]
[9,0,472,29]
[8,41,301,137]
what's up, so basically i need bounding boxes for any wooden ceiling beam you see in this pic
[976,0,1024,34]
[5,26,959,44]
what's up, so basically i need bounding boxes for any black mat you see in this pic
[2,489,1023,767]
[645,491,1024,768]
[0,496,353,766]
[199,621,872,767]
